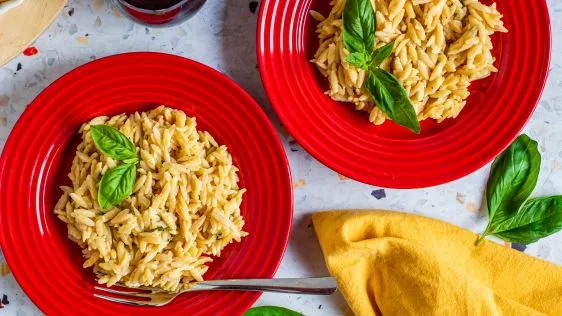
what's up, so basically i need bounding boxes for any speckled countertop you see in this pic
[1,0,561,315]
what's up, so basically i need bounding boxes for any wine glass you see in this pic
[112,0,207,27]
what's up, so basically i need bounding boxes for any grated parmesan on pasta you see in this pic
[312,0,507,124]
[54,106,247,291]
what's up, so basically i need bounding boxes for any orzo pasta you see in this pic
[312,0,507,124]
[54,106,247,291]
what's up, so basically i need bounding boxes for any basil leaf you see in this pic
[370,42,394,68]
[476,134,542,245]
[243,306,303,316]
[342,0,375,54]
[340,0,421,134]
[122,156,140,165]
[485,135,540,229]
[98,163,137,210]
[346,51,371,70]
[366,71,393,108]
[90,125,138,161]
[491,197,562,244]
[366,68,420,133]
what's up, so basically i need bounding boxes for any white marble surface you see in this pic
[0,0,561,315]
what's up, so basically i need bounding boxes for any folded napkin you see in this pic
[312,210,562,316]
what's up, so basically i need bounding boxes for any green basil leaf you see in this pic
[342,0,375,54]
[98,163,137,210]
[90,125,138,161]
[122,156,140,165]
[370,42,394,68]
[477,134,542,245]
[346,51,371,70]
[485,135,541,227]
[491,196,562,244]
[366,68,420,133]
[243,306,303,316]
[365,71,393,109]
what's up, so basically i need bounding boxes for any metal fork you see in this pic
[94,277,338,306]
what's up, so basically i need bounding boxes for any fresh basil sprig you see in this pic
[243,306,303,316]
[477,134,562,245]
[485,134,540,226]
[90,125,139,210]
[342,0,420,133]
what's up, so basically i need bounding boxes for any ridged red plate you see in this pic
[0,53,293,315]
[258,0,551,188]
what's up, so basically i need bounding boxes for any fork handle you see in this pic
[190,277,337,295]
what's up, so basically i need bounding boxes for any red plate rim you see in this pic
[0,52,293,315]
[257,0,552,188]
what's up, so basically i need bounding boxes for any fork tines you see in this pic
[94,286,155,306]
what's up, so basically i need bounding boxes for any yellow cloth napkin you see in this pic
[312,210,562,316]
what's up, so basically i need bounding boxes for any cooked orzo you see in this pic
[311,0,507,124]
[54,106,247,291]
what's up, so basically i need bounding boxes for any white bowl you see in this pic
[0,0,24,15]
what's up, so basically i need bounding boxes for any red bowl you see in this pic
[0,53,293,315]
[257,0,551,188]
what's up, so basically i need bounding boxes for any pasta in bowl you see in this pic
[311,0,507,128]
[55,106,247,291]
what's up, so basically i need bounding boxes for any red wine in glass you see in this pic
[112,0,206,27]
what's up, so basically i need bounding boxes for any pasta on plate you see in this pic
[312,0,507,124]
[54,106,247,291]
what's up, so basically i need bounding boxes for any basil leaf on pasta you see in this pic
[370,41,394,68]
[90,125,138,161]
[342,0,375,54]
[366,68,420,134]
[98,163,137,210]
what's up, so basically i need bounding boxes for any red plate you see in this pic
[258,0,551,188]
[0,53,293,315]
